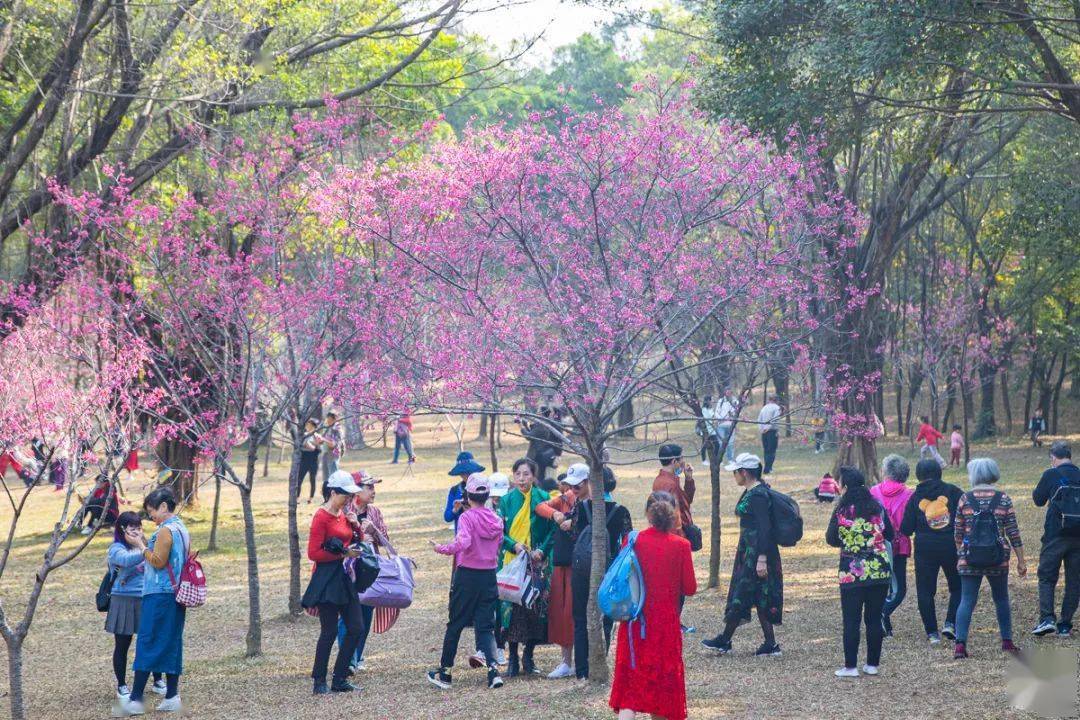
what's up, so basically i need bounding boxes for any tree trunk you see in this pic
[586,450,610,685]
[1051,354,1068,434]
[616,399,634,438]
[477,412,488,440]
[240,431,263,657]
[973,363,997,440]
[286,441,303,616]
[207,464,222,552]
[488,413,498,472]
[1000,370,1013,436]
[707,436,722,589]
[261,428,271,478]
[960,370,971,465]
[1023,356,1037,430]
[894,374,904,436]
[5,634,25,720]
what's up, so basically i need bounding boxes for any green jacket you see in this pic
[498,486,554,563]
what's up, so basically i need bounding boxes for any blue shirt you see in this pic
[143,516,190,596]
[107,542,147,597]
[444,483,466,532]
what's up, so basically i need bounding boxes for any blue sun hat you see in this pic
[449,451,485,477]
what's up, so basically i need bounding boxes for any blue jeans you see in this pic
[336,603,374,664]
[955,574,1012,644]
[716,427,735,462]
[392,433,413,463]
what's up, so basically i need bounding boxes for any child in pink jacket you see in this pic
[871,454,915,636]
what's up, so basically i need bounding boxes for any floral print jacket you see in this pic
[825,501,895,588]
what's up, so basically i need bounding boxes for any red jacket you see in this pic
[652,469,695,537]
[915,423,943,446]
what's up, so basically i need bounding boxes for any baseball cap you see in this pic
[465,473,490,494]
[351,470,381,487]
[563,463,590,486]
[326,469,363,494]
[725,452,763,472]
[489,472,510,497]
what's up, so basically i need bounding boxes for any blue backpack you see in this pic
[597,530,646,666]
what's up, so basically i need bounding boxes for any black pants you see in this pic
[1037,535,1080,627]
[298,451,319,500]
[440,567,498,669]
[572,562,612,679]
[313,595,365,684]
[761,430,778,474]
[700,435,718,462]
[112,634,161,688]
[882,554,908,633]
[913,543,961,635]
[841,584,887,668]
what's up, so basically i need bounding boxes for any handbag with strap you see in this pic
[357,533,416,609]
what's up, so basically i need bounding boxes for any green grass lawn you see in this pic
[1,418,1075,719]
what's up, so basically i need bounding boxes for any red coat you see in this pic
[915,423,943,446]
[609,526,697,720]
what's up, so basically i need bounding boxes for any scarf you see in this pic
[504,487,532,566]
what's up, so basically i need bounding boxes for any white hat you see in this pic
[724,452,762,472]
[489,472,511,497]
[563,463,590,486]
[326,469,363,494]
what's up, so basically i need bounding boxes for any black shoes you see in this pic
[755,642,782,657]
[426,668,452,689]
[487,667,504,689]
[330,679,358,693]
[507,653,520,677]
[702,636,733,654]
[313,681,330,695]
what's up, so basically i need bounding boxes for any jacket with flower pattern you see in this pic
[825,501,894,588]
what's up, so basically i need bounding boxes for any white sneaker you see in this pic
[116,685,131,700]
[702,459,710,467]
[547,662,574,679]
[111,698,144,717]
[495,649,506,666]
[834,667,859,678]
[862,665,879,676]
[353,659,366,672]
[151,679,167,695]
[81,526,93,535]
[156,696,181,712]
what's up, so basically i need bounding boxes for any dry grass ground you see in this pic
[1,418,1076,720]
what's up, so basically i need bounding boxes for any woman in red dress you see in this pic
[609,491,697,720]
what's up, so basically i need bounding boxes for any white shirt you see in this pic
[757,402,782,434]
[714,398,737,429]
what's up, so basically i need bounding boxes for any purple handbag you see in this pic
[356,535,416,609]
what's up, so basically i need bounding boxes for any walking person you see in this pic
[949,425,965,467]
[391,412,416,464]
[900,459,964,643]
[298,419,323,503]
[336,471,387,673]
[427,473,506,690]
[953,458,1026,658]
[698,396,719,466]
[652,444,696,543]
[915,416,946,467]
[570,466,632,679]
[497,457,554,677]
[301,471,366,695]
[105,512,164,703]
[757,395,782,476]
[702,453,782,656]
[319,411,344,488]
[713,390,738,463]
[827,466,894,678]
[870,455,913,637]
[609,492,697,720]
[1029,408,1047,448]
[113,487,191,716]
[535,464,585,679]
[1031,441,1080,637]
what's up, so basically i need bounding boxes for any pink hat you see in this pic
[465,473,490,494]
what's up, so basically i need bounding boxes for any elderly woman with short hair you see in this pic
[870,455,913,637]
[952,458,1026,659]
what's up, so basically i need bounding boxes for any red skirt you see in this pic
[124,450,139,471]
[547,565,574,648]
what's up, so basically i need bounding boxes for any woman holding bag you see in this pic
[497,458,554,677]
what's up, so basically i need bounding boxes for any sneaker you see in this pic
[151,679,167,696]
[116,685,131,700]
[681,624,696,634]
[941,623,956,641]
[954,642,968,659]
[468,652,487,669]
[834,667,859,678]
[701,636,732,654]
[352,659,366,673]
[313,681,330,695]
[862,665,879,676]
[81,526,93,536]
[702,459,710,467]
[330,680,358,693]
[928,632,941,645]
[156,697,181,712]
[1057,624,1072,637]
[547,662,574,679]
[426,669,452,690]
[487,667,504,689]
[1002,640,1021,657]
[495,648,506,666]
[111,698,145,717]
[1032,619,1057,636]
[754,642,782,657]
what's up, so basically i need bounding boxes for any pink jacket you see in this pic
[870,479,913,556]
[434,505,504,570]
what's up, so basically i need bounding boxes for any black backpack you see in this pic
[1050,474,1080,538]
[571,501,628,574]
[766,486,803,547]
[96,568,117,612]
[964,492,1005,568]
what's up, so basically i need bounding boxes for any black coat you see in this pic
[301,560,353,609]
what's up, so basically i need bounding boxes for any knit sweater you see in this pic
[954,487,1022,576]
